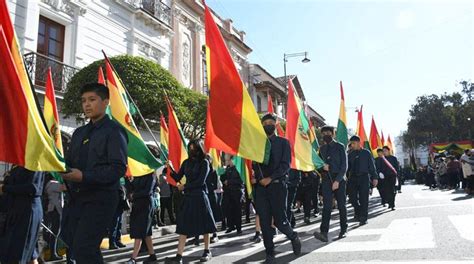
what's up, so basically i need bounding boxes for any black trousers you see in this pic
[255,182,297,255]
[160,196,175,224]
[62,191,118,264]
[224,189,243,231]
[383,175,397,208]
[377,179,386,204]
[347,176,370,222]
[45,209,61,257]
[300,186,313,218]
[286,185,297,227]
[320,176,347,234]
[311,177,320,213]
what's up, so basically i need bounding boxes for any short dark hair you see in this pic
[321,126,335,134]
[80,83,109,100]
[383,146,391,151]
[261,113,276,123]
[188,139,205,160]
[377,148,384,153]
[350,135,360,142]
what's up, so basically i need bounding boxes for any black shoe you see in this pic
[158,222,165,227]
[265,252,276,264]
[126,258,137,264]
[193,238,200,246]
[338,230,347,239]
[109,243,119,250]
[165,255,183,264]
[313,231,328,242]
[313,211,320,217]
[304,217,311,224]
[210,236,219,243]
[351,215,360,222]
[200,250,212,262]
[382,203,386,207]
[295,208,301,214]
[291,235,302,255]
[49,255,63,261]
[236,229,243,235]
[145,254,157,263]
[398,190,402,193]
[359,220,368,226]
[225,228,235,234]
[116,241,127,248]
[249,233,261,243]
[391,207,396,211]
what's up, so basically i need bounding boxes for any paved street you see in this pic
[78,181,474,264]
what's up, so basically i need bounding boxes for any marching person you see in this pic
[220,154,244,235]
[297,171,319,224]
[44,173,67,261]
[375,149,387,206]
[165,140,217,263]
[0,166,45,264]
[313,126,348,242]
[253,113,301,264]
[347,136,378,225]
[126,172,157,264]
[287,169,301,228]
[60,83,128,263]
[379,146,400,210]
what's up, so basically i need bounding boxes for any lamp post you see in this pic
[283,52,310,90]
[468,117,472,140]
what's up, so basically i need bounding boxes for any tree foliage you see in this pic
[403,80,474,149]
[62,55,208,140]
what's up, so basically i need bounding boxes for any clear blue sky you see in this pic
[208,0,473,141]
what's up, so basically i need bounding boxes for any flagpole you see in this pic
[101,50,165,159]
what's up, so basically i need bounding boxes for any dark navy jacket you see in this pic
[66,117,128,194]
[347,149,378,181]
[220,166,243,190]
[172,158,210,195]
[319,140,347,182]
[254,135,291,181]
[376,156,400,177]
[126,173,156,200]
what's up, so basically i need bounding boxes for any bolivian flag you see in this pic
[381,131,385,146]
[159,112,169,163]
[233,156,253,198]
[0,1,64,171]
[369,116,383,157]
[44,68,63,156]
[356,105,371,149]
[286,79,316,172]
[97,66,105,85]
[166,96,188,186]
[387,135,395,155]
[104,54,162,177]
[204,3,269,164]
[308,120,325,169]
[336,81,348,147]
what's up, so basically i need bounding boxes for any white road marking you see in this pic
[449,214,474,242]
[315,217,435,252]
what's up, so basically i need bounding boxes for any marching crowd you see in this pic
[0,83,403,264]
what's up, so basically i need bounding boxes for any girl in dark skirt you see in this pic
[165,140,217,264]
[0,166,45,264]
[126,172,157,264]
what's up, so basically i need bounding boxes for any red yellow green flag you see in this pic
[387,134,395,155]
[286,79,316,171]
[336,81,348,147]
[267,92,274,113]
[356,105,370,149]
[44,67,63,156]
[159,112,169,162]
[166,96,188,186]
[0,1,64,171]
[369,116,383,157]
[308,121,325,169]
[233,156,254,198]
[104,55,162,177]
[98,66,105,85]
[381,131,385,146]
[204,3,269,163]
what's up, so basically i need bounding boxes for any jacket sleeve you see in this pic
[368,152,378,180]
[82,128,128,185]
[184,160,209,191]
[271,139,291,180]
[335,144,348,182]
[171,160,186,183]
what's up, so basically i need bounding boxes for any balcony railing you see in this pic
[23,52,78,93]
[140,0,172,27]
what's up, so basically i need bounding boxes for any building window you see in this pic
[202,46,208,95]
[37,16,65,62]
[257,95,262,113]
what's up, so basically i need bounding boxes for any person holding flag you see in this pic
[220,154,244,235]
[313,125,348,242]
[380,146,400,210]
[253,113,302,263]
[60,83,128,264]
[166,140,216,263]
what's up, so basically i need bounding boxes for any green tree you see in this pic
[403,80,474,148]
[62,55,208,140]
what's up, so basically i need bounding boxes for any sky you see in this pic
[207,0,474,141]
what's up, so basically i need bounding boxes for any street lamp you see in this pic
[283,52,310,90]
[468,117,472,140]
